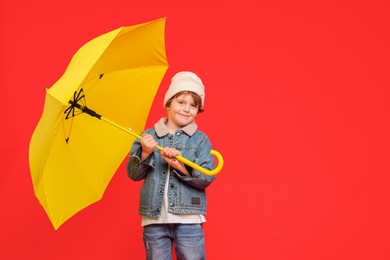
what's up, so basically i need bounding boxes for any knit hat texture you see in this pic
[163,71,205,108]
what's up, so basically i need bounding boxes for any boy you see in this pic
[127,71,216,260]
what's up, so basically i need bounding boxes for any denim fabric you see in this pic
[143,224,205,260]
[127,120,216,218]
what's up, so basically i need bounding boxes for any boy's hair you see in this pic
[165,91,204,113]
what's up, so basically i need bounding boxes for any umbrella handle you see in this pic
[174,150,224,176]
[133,132,223,176]
[99,116,224,175]
[153,145,223,176]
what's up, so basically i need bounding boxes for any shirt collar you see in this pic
[154,117,198,137]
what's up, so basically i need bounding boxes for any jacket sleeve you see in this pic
[173,133,216,189]
[126,137,155,181]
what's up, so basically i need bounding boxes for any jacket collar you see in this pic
[154,117,197,137]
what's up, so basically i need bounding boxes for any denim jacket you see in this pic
[127,118,216,218]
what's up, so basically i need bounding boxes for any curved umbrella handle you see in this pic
[132,131,224,175]
[153,145,223,176]
[150,138,223,176]
[174,149,224,176]
[97,116,224,175]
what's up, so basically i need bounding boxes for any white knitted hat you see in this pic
[163,71,205,109]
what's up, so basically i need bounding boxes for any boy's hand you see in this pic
[161,147,190,176]
[140,133,158,160]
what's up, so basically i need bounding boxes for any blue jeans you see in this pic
[143,224,206,260]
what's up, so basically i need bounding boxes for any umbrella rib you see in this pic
[75,88,85,105]
[62,116,73,143]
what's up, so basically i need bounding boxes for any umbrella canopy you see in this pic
[29,18,168,230]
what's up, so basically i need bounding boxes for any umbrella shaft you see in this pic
[100,116,223,176]
[100,116,143,140]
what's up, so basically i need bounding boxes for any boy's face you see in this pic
[166,93,199,129]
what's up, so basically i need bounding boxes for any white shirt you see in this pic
[142,167,206,226]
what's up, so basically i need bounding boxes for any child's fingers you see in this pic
[163,147,181,158]
[141,134,158,149]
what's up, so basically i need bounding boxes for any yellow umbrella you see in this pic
[29,18,223,230]
[29,18,169,230]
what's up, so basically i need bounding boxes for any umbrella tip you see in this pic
[44,88,48,92]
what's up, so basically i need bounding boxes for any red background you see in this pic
[1,0,389,259]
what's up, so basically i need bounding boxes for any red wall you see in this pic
[1,0,389,259]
